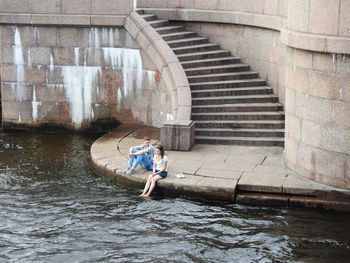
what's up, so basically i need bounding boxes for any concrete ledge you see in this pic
[143,8,284,31]
[281,29,350,55]
[0,13,126,27]
[236,193,290,207]
[91,125,350,212]
[91,126,236,201]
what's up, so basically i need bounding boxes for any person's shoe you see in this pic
[123,167,130,174]
[126,168,135,176]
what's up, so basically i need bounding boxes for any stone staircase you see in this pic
[141,12,285,147]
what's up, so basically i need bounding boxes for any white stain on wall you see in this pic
[32,86,41,121]
[102,47,143,97]
[10,26,161,129]
[49,54,54,72]
[62,66,101,129]
[13,27,25,102]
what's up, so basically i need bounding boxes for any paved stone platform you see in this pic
[91,125,350,212]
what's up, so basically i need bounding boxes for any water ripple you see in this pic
[0,132,349,263]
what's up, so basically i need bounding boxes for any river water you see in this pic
[0,131,349,263]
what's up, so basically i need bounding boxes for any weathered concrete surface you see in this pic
[91,125,350,212]
[160,120,195,151]
[0,25,171,131]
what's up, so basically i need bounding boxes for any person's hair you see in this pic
[144,136,151,142]
[156,144,165,158]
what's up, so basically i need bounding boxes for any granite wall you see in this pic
[284,0,350,190]
[0,25,172,131]
[0,0,174,131]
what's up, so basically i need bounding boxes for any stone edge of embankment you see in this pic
[91,126,350,212]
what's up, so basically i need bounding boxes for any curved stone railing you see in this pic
[124,11,192,121]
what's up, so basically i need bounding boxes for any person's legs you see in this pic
[144,175,163,197]
[140,155,153,170]
[127,153,153,175]
[131,154,144,169]
[127,155,137,169]
[126,149,138,172]
[132,154,153,170]
[126,152,146,175]
[140,174,153,196]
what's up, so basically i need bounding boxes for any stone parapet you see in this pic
[124,10,192,121]
[137,0,288,17]
[137,0,350,55]
[0,0,133,27]
[142,8,285,32]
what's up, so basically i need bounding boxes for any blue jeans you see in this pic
[128,149,153,170]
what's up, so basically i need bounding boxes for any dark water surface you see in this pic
[0,131,349,263]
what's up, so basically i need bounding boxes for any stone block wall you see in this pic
[0,0,133,27]
[0,25,172,131]
[285,49,350,189]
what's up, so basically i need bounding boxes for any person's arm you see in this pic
[134,149,148,155]
[129,146,149,156]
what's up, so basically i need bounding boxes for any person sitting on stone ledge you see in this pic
[124,136,154,175]
[140,144,168,197]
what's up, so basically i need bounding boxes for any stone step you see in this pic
[191,86,273,97]
[181,57,241,68]
[188,71,259,83]
[138,13,285,147]
[195,128,285,137]
[192,94,279,105]
[156,25,184,35]
[166,37,209,48]
[195,136,285,147]
[148,19,170,28]
[190,79,267,90]
[191,111,285,121]
[185,64,251,76]
[191,103,284,113]
[177,50,232,61]
[172,43,221,55]
[140,14,157,21]
[194,120,285,129]
[161,31,198,41]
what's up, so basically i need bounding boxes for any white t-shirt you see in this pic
[153,155,168,171]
